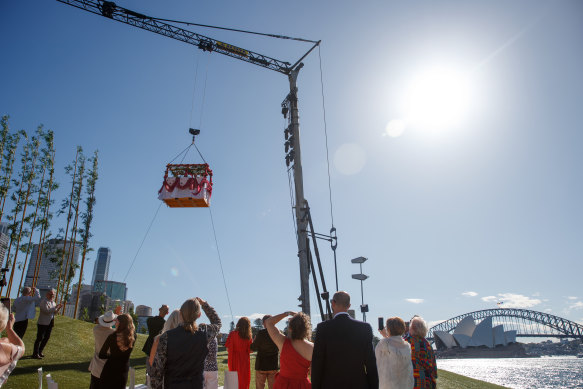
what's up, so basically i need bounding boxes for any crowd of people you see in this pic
[1,288,437,389]
[129,291,435,389]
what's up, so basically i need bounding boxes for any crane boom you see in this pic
[56,0,302,74]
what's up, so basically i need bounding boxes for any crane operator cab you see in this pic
[158,163,213,208]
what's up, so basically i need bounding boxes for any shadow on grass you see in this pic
[10,355,147,376]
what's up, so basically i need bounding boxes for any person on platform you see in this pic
[403,316,437,389]
[265,311,313,389]
[226,317,253,389]
[98,313,136,389]
[251,315,279,389]
[376,317,414,389]
[311,291,379,389]
[0,306,24,387]
[143,305,169,357]
[150,297,221,389]
[89,310,117,389]
[148,309,182,366]
[33,289,62,359]
[12,286,41,339]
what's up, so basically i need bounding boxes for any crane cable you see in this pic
[121,139,195,283]
[151,16,318,44]
[317,45,335,229]
[123,53,234,323]
[188,52,234,322]
[318,45,340,291]
[123,202,162,282]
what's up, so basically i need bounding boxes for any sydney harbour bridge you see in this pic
[427,308,583,342]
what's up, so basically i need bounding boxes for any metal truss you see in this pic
[56,0,292,74]
[427,308,583,341]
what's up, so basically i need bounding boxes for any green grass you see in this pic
[4,313,506,388]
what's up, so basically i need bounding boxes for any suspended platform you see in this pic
[158,163,213,208]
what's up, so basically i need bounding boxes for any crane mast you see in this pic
[57,0,321,316]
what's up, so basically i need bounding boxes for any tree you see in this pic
[73,150,98,318]
[59,149,86,310]
[31,134,58,288]
[252,317,263,338]
[129,306,139,330]
[54,147,83,305]
[0,119,21,223]
[17,129,57,294]
[80,307,91,323]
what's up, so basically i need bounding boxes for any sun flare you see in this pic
[403,66,472,130]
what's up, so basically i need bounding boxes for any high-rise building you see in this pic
[93,280,127,301]
[63,283,92,319]
[91,247,111,286]
[0,222,10,266]
[24,239,81,295]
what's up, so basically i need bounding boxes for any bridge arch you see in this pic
[427,308,583,341]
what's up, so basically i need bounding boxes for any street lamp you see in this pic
[351,256,369,322]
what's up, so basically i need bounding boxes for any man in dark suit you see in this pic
[311,291,379,389]
[143,304,169,367]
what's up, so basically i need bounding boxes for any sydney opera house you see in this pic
[434,316,517,350]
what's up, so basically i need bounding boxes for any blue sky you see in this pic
[1,0,582,330]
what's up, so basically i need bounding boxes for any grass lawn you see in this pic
[4,313,507,388]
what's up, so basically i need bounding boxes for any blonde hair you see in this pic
[180,298,201,333]
[162,309,182,333]
[409,316,428,338]
[0,306,8,332]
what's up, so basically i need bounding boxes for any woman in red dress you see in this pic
[226,317,253,389]
[265,311,313,389]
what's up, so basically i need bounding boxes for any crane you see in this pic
[56,0,335,319]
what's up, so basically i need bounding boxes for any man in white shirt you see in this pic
[32,289,62,359]
[89,311,116,389]
[12,287,41,339]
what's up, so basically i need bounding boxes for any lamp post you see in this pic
[351,256,369,322]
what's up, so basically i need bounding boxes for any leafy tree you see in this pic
[73,150,98,317]
[129,306,139,330]
[17,129,57,293]
[55,147,83,305]
[80,307,91,323]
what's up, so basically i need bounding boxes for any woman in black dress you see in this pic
[99,313,136,389]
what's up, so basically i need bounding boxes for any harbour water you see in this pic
[437,356,583,389]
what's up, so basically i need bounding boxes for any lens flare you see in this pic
[385,119,407,138]
[334,143,366,175]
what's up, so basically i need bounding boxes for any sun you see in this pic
[403,66,472,130]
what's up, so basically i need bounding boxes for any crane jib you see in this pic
[56,0,296,75]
